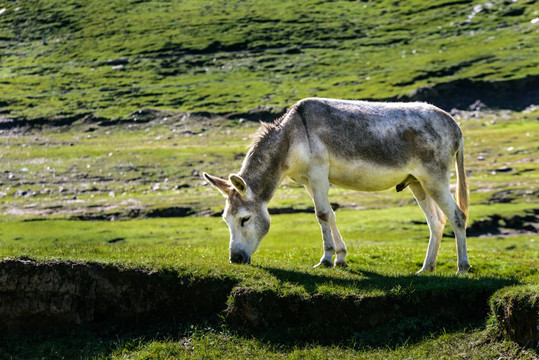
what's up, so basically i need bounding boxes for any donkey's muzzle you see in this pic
[230,250,251,265]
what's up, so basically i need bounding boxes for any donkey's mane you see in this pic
[250,121,277,148]
[249,111,289,150]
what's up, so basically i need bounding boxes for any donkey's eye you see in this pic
[240,216,251,227]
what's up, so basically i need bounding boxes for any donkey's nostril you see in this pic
[230,250,250,264]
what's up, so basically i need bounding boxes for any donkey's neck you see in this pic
[239,120,291,202]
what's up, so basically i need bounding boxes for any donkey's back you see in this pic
[287,98,463,192]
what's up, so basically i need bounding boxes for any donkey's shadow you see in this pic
[258,265,515,295]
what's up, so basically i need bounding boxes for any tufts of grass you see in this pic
[2,323,536,359]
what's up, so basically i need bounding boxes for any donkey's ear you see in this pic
[229,174,248,197]
[203,172,232,197]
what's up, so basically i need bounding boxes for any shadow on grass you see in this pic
[260,266,517,296]
[0,317,221,360]
[224,266,518,347]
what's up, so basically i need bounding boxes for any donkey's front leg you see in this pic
[314,206,335,268]
[306,179,347,268]
[304,182,334,267]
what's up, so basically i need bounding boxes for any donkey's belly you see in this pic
[328,158,410,192]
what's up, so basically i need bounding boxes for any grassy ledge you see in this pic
[490,284,539,350]
[0,258,517,344]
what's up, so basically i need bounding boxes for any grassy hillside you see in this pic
[1,0,538,120]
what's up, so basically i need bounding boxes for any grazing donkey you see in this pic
[204,98,471,274]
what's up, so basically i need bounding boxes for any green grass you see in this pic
[1,0,538,119]
[1,1,538,357]
[0,97,537,359]
[3,202,535,358]
[489,284,539,349]
[1,203,537,294]
[105,329,536,360]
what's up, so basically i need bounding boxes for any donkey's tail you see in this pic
[455,141,469,221]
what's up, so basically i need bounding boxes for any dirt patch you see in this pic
[145,206,195,218]
[466,210,538,237]
[227,105,287,123]
[0,259,236,335]
[0,113,116,131]
[488,189,517,204]
[393,74,539,111]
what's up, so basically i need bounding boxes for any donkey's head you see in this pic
[203,172,270,264]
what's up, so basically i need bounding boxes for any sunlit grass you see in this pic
[2,203,536,294]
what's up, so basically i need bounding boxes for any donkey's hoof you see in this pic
[456,263,472,275]
[416,266,435,274]
[314,259,333,268]
[334,260,349,268]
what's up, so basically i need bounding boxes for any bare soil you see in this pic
[0,259,236,335]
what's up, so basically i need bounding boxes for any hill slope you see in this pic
[0,0,538,121]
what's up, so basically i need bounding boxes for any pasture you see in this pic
[0,108,537,358]
[0,0,538,358]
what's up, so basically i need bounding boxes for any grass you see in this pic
[1,0,538,119]
[0,106,537,220]
[1,202,537,295]
[0,104,537,359]
[1,0,538,358]
[106,329,536,360]
[2,316,537,359]
[489,284,539,349]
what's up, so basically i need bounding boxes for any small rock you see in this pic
[468,100,486,111]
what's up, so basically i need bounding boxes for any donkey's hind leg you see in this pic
[329,215,348,267]
[421,180,471,274]
[409,182,446,273]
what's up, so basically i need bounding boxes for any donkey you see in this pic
[204,98,471,274]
